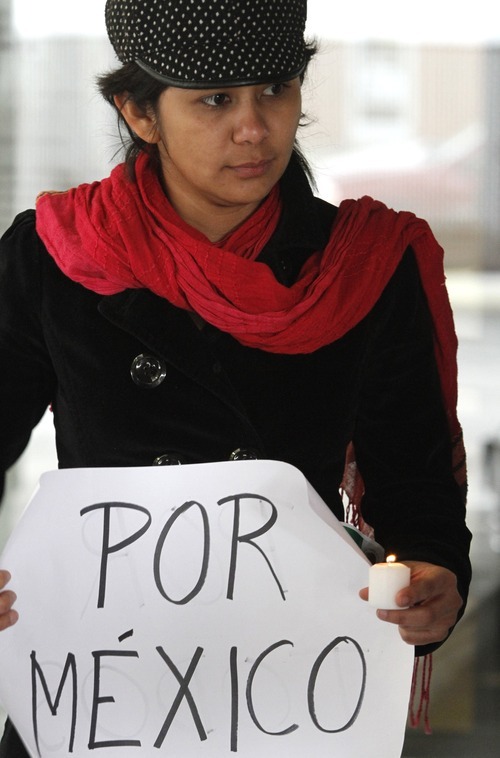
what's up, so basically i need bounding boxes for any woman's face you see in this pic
[150,78,302,237]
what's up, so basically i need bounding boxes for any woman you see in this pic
[0,0,471,753]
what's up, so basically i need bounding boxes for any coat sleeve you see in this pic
[0,211,56,500]
[353,249,472,616]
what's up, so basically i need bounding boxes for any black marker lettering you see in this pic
[218,494,285,601]
[80,502,152,608]
[230,646,239,752]
[118,630,134,643]
[31,651,77,756]
[246,640,298,736]
[154,646,207,748]
[88,650,141,749]
[308,636,366,733]
[153,501,210,605]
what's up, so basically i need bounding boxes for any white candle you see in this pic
[368,555,411,610]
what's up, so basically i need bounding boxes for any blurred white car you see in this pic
[312,124,483,227]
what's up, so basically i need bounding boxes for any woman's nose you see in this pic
[232,102,270,144]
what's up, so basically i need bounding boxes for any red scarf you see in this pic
[36,153,464,485]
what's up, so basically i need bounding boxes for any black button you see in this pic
[279,257,288,271]
[229,448,260,461]
[130,354,167,388]
[153,453,184,466]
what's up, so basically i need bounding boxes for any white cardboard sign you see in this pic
[0,460,413,756]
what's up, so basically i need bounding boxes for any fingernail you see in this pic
[377,610,389,620]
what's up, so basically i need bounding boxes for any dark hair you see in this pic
[97,41,317,181]
[97,62,166,171]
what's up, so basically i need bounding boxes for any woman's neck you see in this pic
[170,196,260,242]
[156,161,263,242]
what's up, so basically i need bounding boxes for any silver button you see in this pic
[153,453,184,466]
[229,448,260,461]
[130,354,167,389]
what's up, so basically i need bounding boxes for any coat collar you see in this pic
[256,154,337,286]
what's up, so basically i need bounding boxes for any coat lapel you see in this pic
[98,288,253,423]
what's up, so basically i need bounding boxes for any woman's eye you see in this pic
[263,82,287,97]
[202,93,230,107]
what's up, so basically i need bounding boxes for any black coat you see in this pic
[0,174,470,578]
[0,164,472,756]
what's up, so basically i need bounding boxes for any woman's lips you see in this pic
[229,159,273,178]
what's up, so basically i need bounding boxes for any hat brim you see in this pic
[135,58,307,90]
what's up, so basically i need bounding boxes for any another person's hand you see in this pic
[0,570,18,631]
[359,561,463,647]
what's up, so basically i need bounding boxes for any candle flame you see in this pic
[386,554,397,564]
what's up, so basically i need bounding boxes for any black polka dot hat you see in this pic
[105,0,308,88]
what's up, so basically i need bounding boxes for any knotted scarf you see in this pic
[36,152,465,492]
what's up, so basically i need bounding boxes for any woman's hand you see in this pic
[359,561,463,647]
[0,570,18,631]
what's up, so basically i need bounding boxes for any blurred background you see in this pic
[0,1,499,755]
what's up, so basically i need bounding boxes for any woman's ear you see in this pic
[113,94,161,144]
